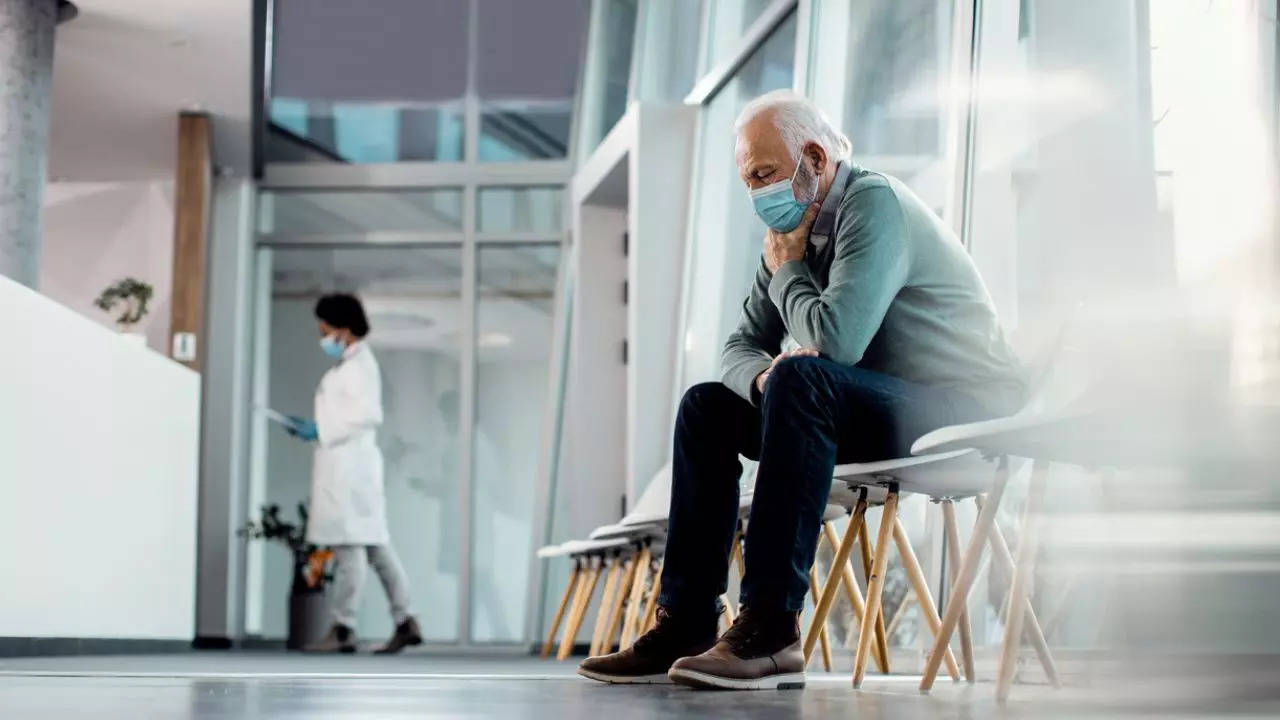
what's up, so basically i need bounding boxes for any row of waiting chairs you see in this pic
[536,322,1102,703]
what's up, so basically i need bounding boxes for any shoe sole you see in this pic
[667,668,805,691]
[577,668,675,685]
[374,636,423,655]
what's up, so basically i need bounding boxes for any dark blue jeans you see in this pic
[658,356,992,615]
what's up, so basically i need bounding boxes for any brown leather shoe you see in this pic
[577,607,718,684]
[667,608,805,690]
[374,617,424,654]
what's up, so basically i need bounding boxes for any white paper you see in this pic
[256,406,298,428]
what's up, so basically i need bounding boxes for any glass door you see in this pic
[247,244,466,643]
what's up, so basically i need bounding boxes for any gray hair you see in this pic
[734,89,852,163]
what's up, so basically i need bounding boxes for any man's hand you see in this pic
[763,203,820,273]
[755,348,820,395]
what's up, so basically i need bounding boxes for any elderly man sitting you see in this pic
[579,90,1026,690]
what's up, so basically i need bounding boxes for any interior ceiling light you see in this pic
[478,332,513,348]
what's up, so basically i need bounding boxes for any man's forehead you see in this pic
[739,119,787,159]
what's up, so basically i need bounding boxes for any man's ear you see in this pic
[804,141,829,176]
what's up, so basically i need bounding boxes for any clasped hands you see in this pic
[755,348,820,395]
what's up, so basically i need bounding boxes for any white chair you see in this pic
[808,450,997,686]
[803,317,1084,687]
[537,537,633,660]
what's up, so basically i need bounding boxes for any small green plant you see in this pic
[239,503,334,593]
[94,277,153,329]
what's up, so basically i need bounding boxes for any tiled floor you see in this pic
[0,652,1271,719]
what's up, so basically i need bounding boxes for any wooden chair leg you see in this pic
[996,461,1050,704]
[920,457,1011,691]
[731,528,746,579]
[589,555,622,656]
[857,508,891,674]
[640,558,664,634]
[620,545,652,649]
[892,517,961,683]
[603,554,639,654]
[942,500,976,683]
[557,560,591,660]
[542,561,581,657]
[854,490,899,687]
[808,565,834,671]
[822,514,889,673]
[805,503,866,662]
[559,558,601,660]
[719,593,736,631]
[976,494,1062,689]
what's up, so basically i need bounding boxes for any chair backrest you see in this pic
[623,463,672,522]
[1013,303,1094,417]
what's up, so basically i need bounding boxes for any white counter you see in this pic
[0,276,200,640]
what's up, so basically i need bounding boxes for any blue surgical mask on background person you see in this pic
[320,333,346,358]
[749,156,819,232]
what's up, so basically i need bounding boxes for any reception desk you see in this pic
[0,277,200,646]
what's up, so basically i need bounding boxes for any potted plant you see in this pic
[240,503,335,650]
[94,277,153,342]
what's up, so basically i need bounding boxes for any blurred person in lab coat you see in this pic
[290,293,423,654]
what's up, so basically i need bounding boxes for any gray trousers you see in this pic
[331,544,414,630]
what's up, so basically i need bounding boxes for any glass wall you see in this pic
[810,0,957,212]
[956,0,1280,655]
[476,187,564,235]
[678,8,798,392]
[255,1,573,650]
[254,245,464,642]
[471,244,562,642]
[258,189,464,235]
[703,0,784,73]
[266,0,588,164]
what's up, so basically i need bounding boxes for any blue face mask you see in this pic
[319,334,346,358]
[749,158,818,232]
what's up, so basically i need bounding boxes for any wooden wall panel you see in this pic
[169,112,212,371]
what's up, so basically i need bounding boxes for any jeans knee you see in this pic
[678,381,734,421]
[763,356,826,400]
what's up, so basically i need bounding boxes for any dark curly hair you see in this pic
[314,294,370,338]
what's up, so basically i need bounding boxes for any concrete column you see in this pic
[0,0,57,288]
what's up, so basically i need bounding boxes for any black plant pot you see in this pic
[287,589,331,650]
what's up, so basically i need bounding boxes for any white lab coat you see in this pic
[306,341,390,546]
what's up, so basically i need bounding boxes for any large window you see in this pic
[703,0,784,73]
[471,243,562,642]
[257,189,464,236]
[249,179,566,646]
[678,9,798,392]
[576,0,640,158]
[251,246,465,642]
[266,0,588,164]
[810,0,957,212]
[958,0,1280,654]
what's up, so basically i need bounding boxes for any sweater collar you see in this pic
[810,161,852,250]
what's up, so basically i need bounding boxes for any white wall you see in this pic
[0,276,200,640]
[40,181,175,354]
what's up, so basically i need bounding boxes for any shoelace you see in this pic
[719,611,765,655]
[631,608,673,652]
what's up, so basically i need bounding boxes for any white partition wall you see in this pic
[564,102,696,521]
[0,277,201,641]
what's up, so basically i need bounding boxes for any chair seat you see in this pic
[821,503,848,522]
[833,449,999,499]
[589,521,665,541]
[538,537,631,559]
[535,543,567,559]
[910,410,1087,457]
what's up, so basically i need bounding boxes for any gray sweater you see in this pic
[722,162,1027,415]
